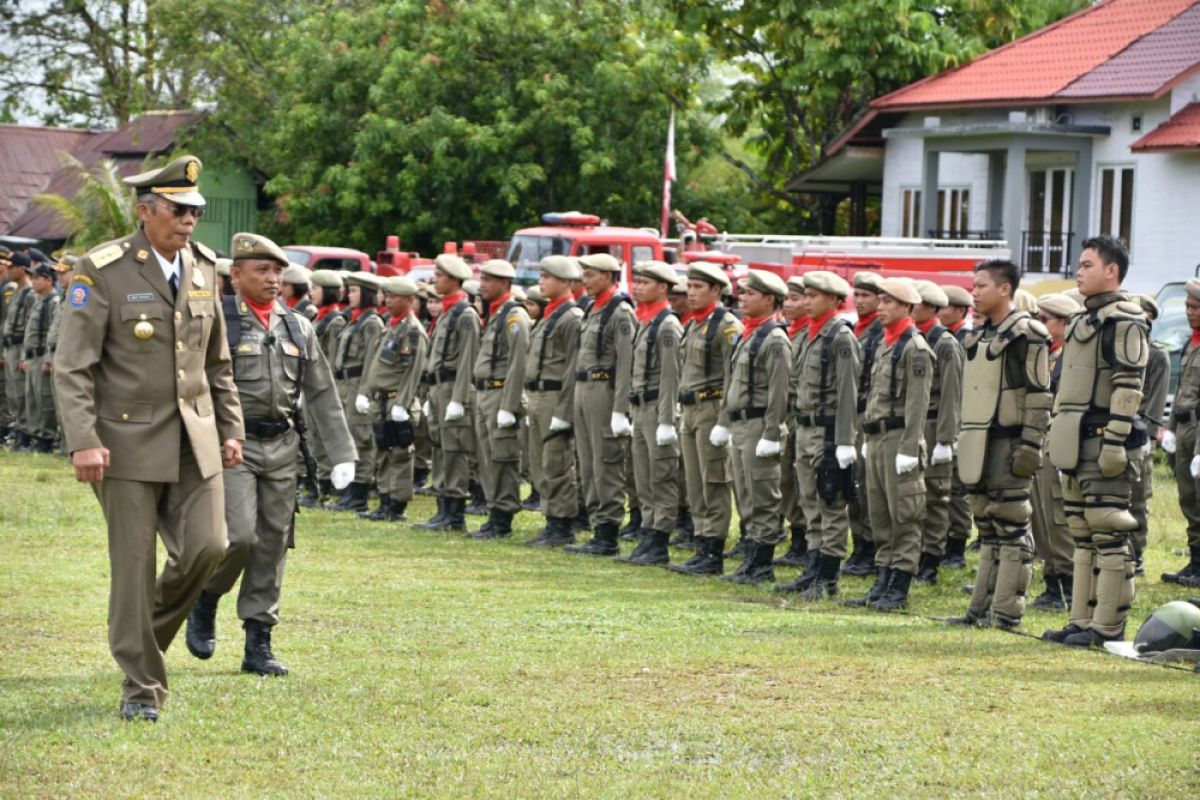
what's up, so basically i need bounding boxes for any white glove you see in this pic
[655,424,677,447]
[390,404,409,422]
[330,462,355,490]
[861,441,869,460]
[610,412,632,436]
[755,438,781,458]
[896,453,920,474]
[835,445,857,469]
[931,443,954,465]
[549,416,571,432]
[445,400,464,421]
[354,394,370,414]
[709,425,731,448]
[1191,455,1200,479]
[1140,440,1152,457]
[1162,430,1177,454]
[497,409,517,428]
[423,399,431,418]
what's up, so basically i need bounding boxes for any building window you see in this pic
[901,187,969,238]
[901,188,921,238]
[1098,166,1134,250]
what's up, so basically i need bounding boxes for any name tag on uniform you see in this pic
[126,293,155,302]
[188,289,212,299]
[237,343,256,353]
[281,341,300,357]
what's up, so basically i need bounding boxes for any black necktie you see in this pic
[169,272,178,301]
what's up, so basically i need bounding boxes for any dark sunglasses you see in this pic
[156,200,204,220]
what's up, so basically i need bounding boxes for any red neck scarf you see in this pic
[947,320,964,334]
[807,310,836,342]
[315,303,341,321]
[636,299,669,324]
[1050,340,1063,353]
[686,301,717,327]
[244,296,274,330]
[572,285,586,300]
[741,314,773,340]
[787,315,810,340]
[1191,329,1200,349]
[590,285,617,315]
[441,290,467,316]
[883,317,915,347]
[854,310,878,338]
[285,295,302,309]
[915,317,938,335]
[488,292,512,320]
[350,307,366,324]
[389,311,409,328]
[543,293,571,320]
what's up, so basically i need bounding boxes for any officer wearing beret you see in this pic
[1161,278,1200,588]
[186,233,355,676]
[775,275,811,569]
[2,252,35,450]
[298,269,348,505]
[356,275,427,522]
[329,271,386,512]
[846,278,933,611]
[54,155,244,722]
[564,252,637,556]
[20,263,61,452]
[416,254,481,532]
[710,269,791,584]
[523,256,585,547]
[844,271,885,577]
[1129,295,1167,576]
[281,265,317,321]
[936,283,975,568]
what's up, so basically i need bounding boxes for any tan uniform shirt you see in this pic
[721,321,790,441]
[863,324,933,457]
[576,292,635,413]
[426,297,480,405]
[472,298,530,415]
[794,316,860,447]
[362,312,428,416]
[526,299,583,422]
[630,308,683,425]
[923,323,964,447]
[679,306,740,398]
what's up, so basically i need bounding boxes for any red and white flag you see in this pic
[660,109,676,238]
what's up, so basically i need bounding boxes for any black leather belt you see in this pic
[334,366,363,380]
[679,387,723,405]
[1176,409,1197,424]
[244,418,291,440]
[474,378,505,390]
[863,417,905,435]
[729,407,766,422]
[576,369,612,382]
[988,425,1022,439]
[2,335,22,347]
[629,389,659,406]
[795,413,836,428]
[422,367,456,385]
[926,408,939,420]
[525,379,563,391]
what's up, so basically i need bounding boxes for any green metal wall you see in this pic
[191,165,257,256]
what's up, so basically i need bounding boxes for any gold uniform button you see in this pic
[138,313,147,321]
[176,341,184,350]
[179,397,185,404]
[121,413,129,421]
[177,370,185,380]
[174,311,182,321]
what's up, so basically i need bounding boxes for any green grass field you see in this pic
[1,452,1198,798]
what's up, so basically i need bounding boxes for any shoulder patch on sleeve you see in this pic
[89,244,123,268]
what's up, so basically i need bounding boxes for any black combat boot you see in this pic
[413,466,430,492]
[564,521,619,556]
[185,591,219,660]
[1059,572,1073,607]
[0,424,9,443]
[773,527,808,567]
[844,567,891,607]
[723,541,776,585]
[775,549,822,593]
[32,436,54,453]
[870,569,914,612]
[241,620,288,676]
[1063,626,1124,649]
[967,536,982,552]
[669,507,696,549]
[471,509,514,540]
[438,497,467,532]
[572,505,591,533]
[336,482,370,513]
[360,494,391,520]
[841,537,875,576]
[391,501,408,521]
[12,430,32,452]
[525,517,575,547]
[724,535,749,561]
[668,536,725,576]
[619,507,643,541]
[1032,573,1067,611]
[1162,547,1200,587]
[318,479,334,502]
[466,481,488,516]
[618,529,670,566]
[940,537,968,569]
[799,553,842,601]
[915,552,940,585]
[298,483,322,508]
[1040,622,1086,644]
[522,488,541,511]
[415,497,450,530]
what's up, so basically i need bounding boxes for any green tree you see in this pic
[32,154,137,250]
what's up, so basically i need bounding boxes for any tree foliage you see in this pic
[32,154,137,250]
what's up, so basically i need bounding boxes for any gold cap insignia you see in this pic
[185,160,200,183]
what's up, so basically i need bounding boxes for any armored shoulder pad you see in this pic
[1013,314,1049,343]
[1098,299,1148,325]
[192,240,217,263]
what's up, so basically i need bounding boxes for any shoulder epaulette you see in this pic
[192,240,217,263]
[89,244,124,268]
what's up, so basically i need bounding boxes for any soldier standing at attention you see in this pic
[617,261,683,566]
[666,276,695,548]
[1044,236,1149,647]
[467,260,530,540]
[186,233,355,676]
[331,272,386,513]
[944,261,1051,630]
[1029,293,1079,611]
[2,252,35,451]
[565,253,636,556]
[843,271,884,577]
[1129,296,1167,576]
[845,278,932,611]
[938,284,975,567]
[299,269,347,506]
[669,262,741,576]
[709,269,790,585]
[776,276,811,570]
[20,263,62,452]
[54,156,244,722]
[522,256,584,547]
[1160,279,1200,588]
[911,280,964,585]
[415,254,480,532]
[281,265,317,321]
[0,248,12,442]
[776,271,859,599]
[356,275,427,522]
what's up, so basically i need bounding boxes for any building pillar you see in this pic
[921,141,940,238]
[1002,141,1027,267]
[1070,139,1093,270]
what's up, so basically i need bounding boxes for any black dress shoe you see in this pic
[185,591,219,660]
[120,702,158,722]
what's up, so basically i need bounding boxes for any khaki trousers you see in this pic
[730,417,785,545]
[573,382,625,526]
[473,389,521,513]
[24,358,56,439]
[427,383,473,499]
[920,420,951,557]
[679,400,732,540]
[794,425,850,558]
[526,390,578,519]
[865,429,925,574]
[1172,422,1200,550]
[1031,456,1073,576]
[3,345,25,432]
[630,403,679,532]
[376,444,415,501]
[337,380,376,484]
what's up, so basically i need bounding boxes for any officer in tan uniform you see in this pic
[1162,278,1200,588]
[523,256,584,547]
[565,253,636,556]
[845,278,932,611]
[670,262,741,576]
[416,254,480,532]
[1044,236,1149,647]
[710,270,790,584]
[0,248,12,442]
[938,283,975,567]
[617,261,683,566]
[2,252,35,450]
[329,271,386,512]
[944,261,1051,630]
[776,275,811,569]
[1129,295,1167,576]
[911,280,964,585]
[356,275,427,522]
[299,269,348,505]
[467,260,530,539]
[281,265,317,321]
[21,263,61,452]
[776,271,859,598]
[1030,292,1079,611]
[185,233,355,676]
[54,156,244,722]
[844,271,884,576]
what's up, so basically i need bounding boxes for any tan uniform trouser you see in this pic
[920,419,952,557]
[338,379,376,484]
[574,381,625,526]
[526,390,578,519]
[865,428,925,574]
[1130,449,1154,555]
[630,403,679,532]
[427,383,473,499]
[1173,422,1200,550]
[25,357,56,439]
[1031,456,1073,576]
[473,388,522,513]
[1061,437,1139,638]
[3,345,25,432]
[679,400,732,540]
[795,424,850,558]
[376,444,414,500]
[208,433,297,627]
[730,417,785,545]
[848,428,872,544]
[780,425,805,531]
[95,446,227,708]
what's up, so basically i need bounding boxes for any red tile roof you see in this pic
[0,125,91,233]
[873,0,1200,110]
[1132,102,1200,151]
